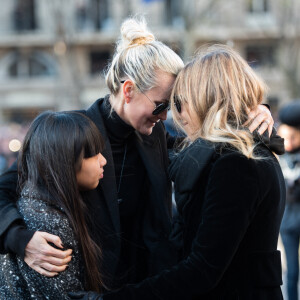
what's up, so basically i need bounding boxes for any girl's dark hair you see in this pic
[18,111,105,292]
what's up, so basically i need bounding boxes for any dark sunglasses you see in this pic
[174,95,182,113]
[151,101,170,116]
[121,80,170,116]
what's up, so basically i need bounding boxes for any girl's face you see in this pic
[123,71,175,136]
[76,153,107,191]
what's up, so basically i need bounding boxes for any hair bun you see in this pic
[117,18,155,51]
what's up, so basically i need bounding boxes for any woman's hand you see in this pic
[245,104,274,136]
[24,231,72,277]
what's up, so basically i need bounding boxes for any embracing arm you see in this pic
[0,160,29,254]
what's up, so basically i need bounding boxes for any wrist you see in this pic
[4,222,35,259]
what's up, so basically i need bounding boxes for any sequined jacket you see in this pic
[0,189,84,300]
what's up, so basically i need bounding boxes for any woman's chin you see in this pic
[138,123,156,135]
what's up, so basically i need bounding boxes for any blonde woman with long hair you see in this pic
[70,45,285,300]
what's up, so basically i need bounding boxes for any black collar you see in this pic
[100,96,134,144]
[169,139,215,194]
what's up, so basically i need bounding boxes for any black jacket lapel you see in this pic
[135,126,172,221]
[169,138,215,194]
[86,98,120,233]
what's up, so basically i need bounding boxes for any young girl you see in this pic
[0,111,106,299]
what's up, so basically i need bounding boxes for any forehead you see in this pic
[151,71,176,97]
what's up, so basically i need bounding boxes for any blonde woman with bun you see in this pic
[70,45,285,300]
[0,18,275,291]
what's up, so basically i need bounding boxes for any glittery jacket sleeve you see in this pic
[0,194,85,300]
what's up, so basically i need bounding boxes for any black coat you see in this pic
[102,139,286,300]
[0,97,176,287]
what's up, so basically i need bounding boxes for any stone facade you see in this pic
[0,0,298,123]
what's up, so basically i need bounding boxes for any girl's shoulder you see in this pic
[18,188,65,213]
[17,188,71,235]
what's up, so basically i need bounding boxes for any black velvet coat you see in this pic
[0,97,176,287]
[103,139,286,300]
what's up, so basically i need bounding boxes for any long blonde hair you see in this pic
[171,44,268,159]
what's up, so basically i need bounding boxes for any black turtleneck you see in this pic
[100,97,147,217]
[100,97,148,284]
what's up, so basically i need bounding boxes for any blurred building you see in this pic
[0,0,299,124]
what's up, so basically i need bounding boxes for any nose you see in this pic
[157,110,168,121]
[99,153,107,167]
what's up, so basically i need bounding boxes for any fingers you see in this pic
[248,113,267,133]
[267,120,274,137]
[25,253,71,276]
[247,114,274,136]
[257,121,268,136]
[40,262,69,272]
[32,265,59,277]
[43,253,72,266]
[40,243,73,259]
[24,231,73,276]
[260,107,274,136]
[251,115,274,136]
[244,111,256,126]
[246,105,274,136]
[40,232,63,248]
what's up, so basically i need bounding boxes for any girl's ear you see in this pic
[122,80,135,104]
